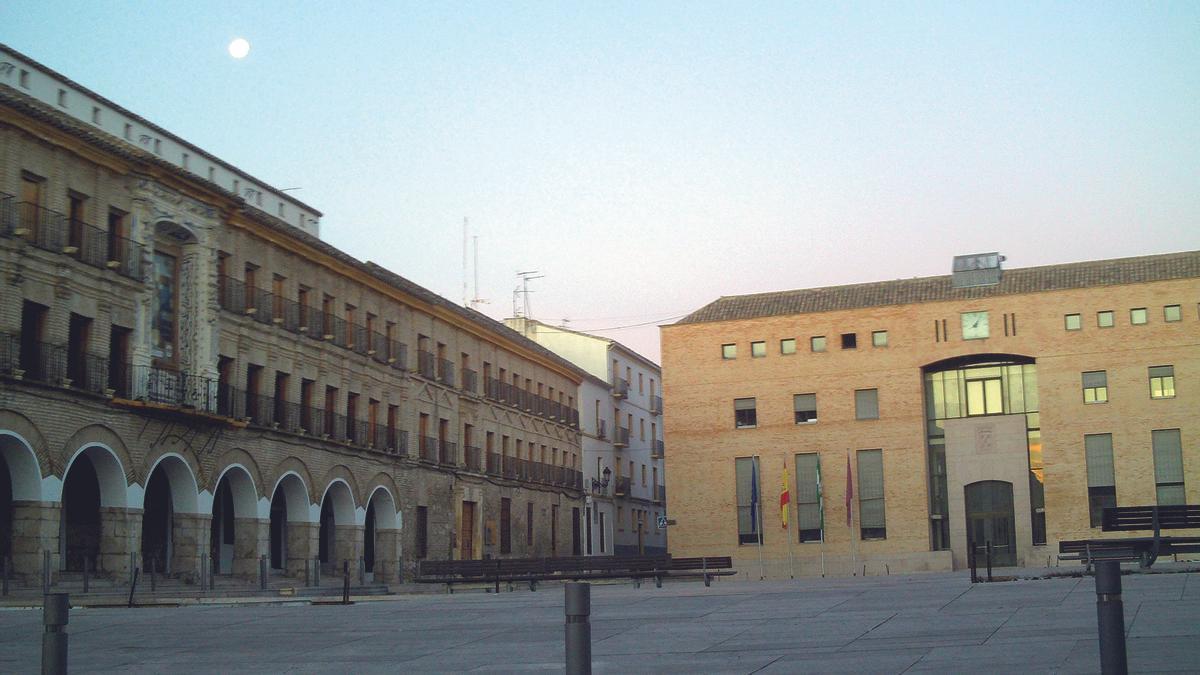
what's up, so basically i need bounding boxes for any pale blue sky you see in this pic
[5,2,1198,360]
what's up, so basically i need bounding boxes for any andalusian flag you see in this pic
[780,460,790,529]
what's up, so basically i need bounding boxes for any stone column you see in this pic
[170,512,209,581]
[100,506,140,578]
[232,517,268,579]
[373,529,400,583]
[334,524,363,573]
[9,501,60,580]
[286,521,318,579]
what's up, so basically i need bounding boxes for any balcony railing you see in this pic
[486,451,501,475]
[437,359,455,387]
[614,476,631,496]
[596,419,607,440]
[650,395,663,415]
[461,368,477,394]
[464,445,482,472]
[419,436,438,463]
[417,351,436,379]
[655,484,666,503]
[439,440,458,466]
[613,425,630,448]
[137,365,220,412]
[481,377,581,430]
[1,195,144,280]
[652,439,664,459]
[612,378,629,399]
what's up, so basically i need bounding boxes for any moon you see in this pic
[228,38,250,59]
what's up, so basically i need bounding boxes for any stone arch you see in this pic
[319,479,357,528]
[362,484,399,580]
[269,457,317,505]
[211,463,261,577]
[0,429,44,502]
[318,478,357,571]
[59,424,135,488]
[62,442,128,509]
[268,470,314,576]
[0,409,51,480]
[209,448,265,498]
[212,463,260,520]
[365,485,399,531]
[143,450,201,514]
[318,464,361,509]
[60,441,128,573]
[270,471,314,523]
[141,453,201,574]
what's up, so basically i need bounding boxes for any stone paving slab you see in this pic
[0,570,1197,673]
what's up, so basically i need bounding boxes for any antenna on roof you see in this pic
[513,270,544,319]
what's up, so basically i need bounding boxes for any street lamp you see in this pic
[591,466,612,493]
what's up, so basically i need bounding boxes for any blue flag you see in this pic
[750,459,759,535]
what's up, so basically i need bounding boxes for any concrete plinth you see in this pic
[372,529,400,583]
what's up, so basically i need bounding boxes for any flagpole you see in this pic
[755,456,765,581]
[784,457,795,580]
[847,449,857,576]
[817,455,826,577]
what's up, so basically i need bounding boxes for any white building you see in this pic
[505,318,666,556]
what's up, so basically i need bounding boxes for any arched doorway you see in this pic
[139,455,200,576]
[1,432,43,574]
[0,453,12,563]
[318,481,355,575]
[140,468,173,573]
[62,455,102,572]
[363,502,376,574]
[210,465,258,576]
[363,487,398,582]
[269,473,309,574]
[965,480,1016,567]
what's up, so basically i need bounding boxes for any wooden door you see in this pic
[460,501,476,560]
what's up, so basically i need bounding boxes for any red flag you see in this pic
[845,451,854,528]
[780,459,790,529]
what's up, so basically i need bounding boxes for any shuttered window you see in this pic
[793,393,817,424]
[1152,429,1185,505]
[857,449,886,539]
[794,453,822,542]
[735,456,761,544]
[1082,371,1108,404]
[734,397,757,428]
[855,389,879,420]
[1149,366,1175,399]
[1084,434,1116,527]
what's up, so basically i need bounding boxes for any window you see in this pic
[735,456,761,545]
[721,343,737,359]
[1085,434,1116,528]
[1130,308,1148,325]
[872,330,888,347]
[500,498,512,554]
[57,88,68,107]
[965,377,1003,416]
[1064,314,1081,331]
[91,106,101,124]
[1082,371,1108,404]
[1149,366,1175,399]
[780,338,796,355]
[841,333,857,350]
[1097,310,1114,328]
[811,336,826,352]
[794,453,822,542]
[793,394,817,424]
[734,398,757,428]
[857,449,886,539]
[751,341,766,358]
[1152,429,1185,505]
[19,69,29,88]
[415,506,428,559]
[1163,305,1181,322]
[854,389,879,420]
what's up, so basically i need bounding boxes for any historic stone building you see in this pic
[0,44,586,586]
[662,251,1198,578]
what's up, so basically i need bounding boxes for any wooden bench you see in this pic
[415,554,735,590]
[1058,505,1200,569]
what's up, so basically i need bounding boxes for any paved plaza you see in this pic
[0,570,1197,673]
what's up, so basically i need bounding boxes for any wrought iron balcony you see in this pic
[614,476,631,496]
[650,395,663,415]
[652,439,664,459]
[596,419,608,440]
[437,359,455,387]
[1,195,144,280]
[461,368,477,394]
[464,445,482,472]
[419,435,438,463]
[486,451,501,475]
[417,351,436,379]
[438,440,457,466]
[613,425,630,448]
[611,377,629,399]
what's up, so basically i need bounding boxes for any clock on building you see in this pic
[961,311,989,340]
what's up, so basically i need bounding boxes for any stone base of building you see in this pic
[731,549,954,580]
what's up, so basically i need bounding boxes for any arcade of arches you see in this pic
[0,422,402,584]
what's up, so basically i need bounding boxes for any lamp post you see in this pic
[590,467,612,494]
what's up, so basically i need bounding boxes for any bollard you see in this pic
[969,543,978,584]
[2,556,9,596]
[564,583,591,675]
[150,558,157,593]
[314,557,321,587]
[42,592,69,675]
[305,558,311,588]
[1094,561,1128,674]
[986,541,993,582]
[128,566,139,608]
[260,555,267,590]
[342,560,350,605]
[42,550,51,594]
[82,557,89,594]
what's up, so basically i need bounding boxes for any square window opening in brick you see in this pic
[1064,314,1081,331]
[811,336,826,352]
[780,338,796,355]
[734,397,757,429]
[1130,308,1148,325]
[872,330,888,347]
[1097,310,1114,328]
[1163,305,1181,322]
[721,343,737,359]
[751,341,766,358]
[841,333,857,350]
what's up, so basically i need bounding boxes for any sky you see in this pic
[4,2,1198,362]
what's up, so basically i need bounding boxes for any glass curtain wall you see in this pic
[923,362,1044,550]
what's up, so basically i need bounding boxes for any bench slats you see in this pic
[416,554,735,584]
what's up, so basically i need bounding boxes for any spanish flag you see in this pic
[780,459,790,529]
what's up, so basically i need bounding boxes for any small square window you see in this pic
[872,330,888,347]
[1130,308,1147,325]
[1163,305,1181,322]
[811,336,826,352]
[91,107,102,125]
[57,89,68,107]
[1064,314,1081,331]
[841,333,857,350]
[1097,311,1114,328]
[721,344,737,359]
[780,338,796,355]
[734,397,757,428]
[751,341,766,358]
[1149,366,1175,399]
[124,123,132,140]
[19,70,30,88]
[1082,371,1108,404]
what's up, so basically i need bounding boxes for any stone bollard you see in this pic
[42,550,51,594]
[42,593,69,675]
[260,555,268,590]
[82,557,89,594]
[2,556,9,596]
[342,560,350,605]
[986,541,993,582]
[1095,561,1128,674]
[565,583,591,675]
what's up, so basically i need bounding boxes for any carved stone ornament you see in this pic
[0,62,14,77]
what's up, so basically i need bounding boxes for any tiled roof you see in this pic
[676,250,1200,325]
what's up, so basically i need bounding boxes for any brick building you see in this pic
[0,44,586,586]
[662,251,1198,578]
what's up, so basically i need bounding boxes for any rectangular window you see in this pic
[854,389,879,420]
[721,343,736,359]
[526,502,534,546]
[500,498,512,554]
[750,341,766,358]
[734,397,757,428]
[857,449,886,539]
[1084,433,1116,528]
[1163,304,1181,322]
[965,377,1003,416]
[794,453,822,542]
[1065,314,1081,331]
[1097,310,1114,328]
[1130,308,1148,325]
[151,251,178,361]
[811,336,826,352]
[780,338,796,355]
[735,456,761,545]
[415,506,428,559]
[793,393,817,424]
[1152,429,1185,505]
[841,333,857,350]
[1149,366,1175,399]
[1082,371,1108,404]
[872,330,888,347]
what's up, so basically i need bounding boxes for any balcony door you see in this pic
[965,480,1017,567]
